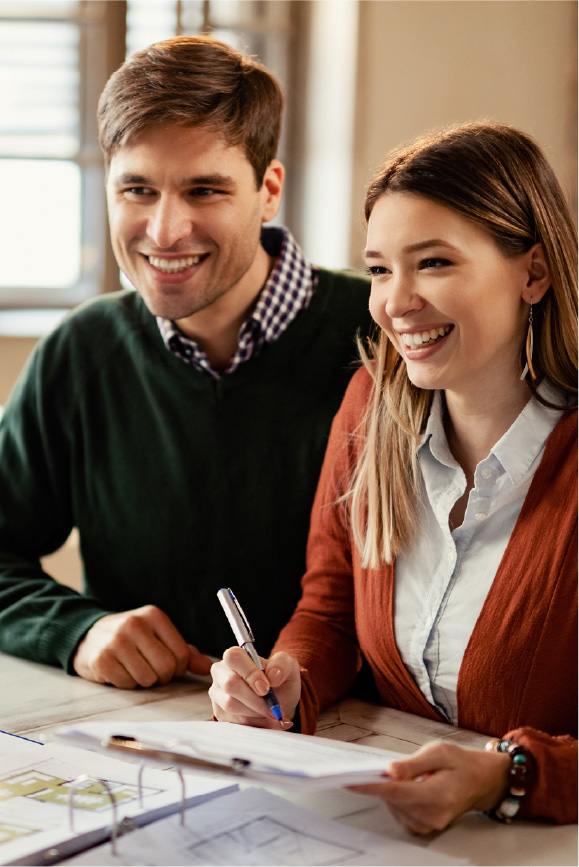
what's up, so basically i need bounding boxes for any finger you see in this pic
[349,782,447,835]
[214,703,293,729]
[210,660,275,720]
[264,651,298,688]
[86,647,140,689]
[389,741,455,780]
[187,644,213,675]
[222,647,271,697]
[387,804,435,837]
[137,605,191,676]
[112,634,171,687]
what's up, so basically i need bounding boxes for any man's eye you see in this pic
[190,187,219,197]
[125,187,154,196]
[420,257,452,269]
[365,265,390,277]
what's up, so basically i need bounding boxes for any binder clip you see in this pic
[138,762,187,825]
[68,774,119,855]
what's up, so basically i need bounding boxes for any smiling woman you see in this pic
[210,122,578,835]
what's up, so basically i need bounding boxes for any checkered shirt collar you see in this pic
[157,227,316,378]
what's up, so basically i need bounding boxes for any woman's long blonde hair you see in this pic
[348,123,578,569]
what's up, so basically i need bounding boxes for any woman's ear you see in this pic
[522,243,551,303]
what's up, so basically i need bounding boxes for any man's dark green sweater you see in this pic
[0,269,371,672]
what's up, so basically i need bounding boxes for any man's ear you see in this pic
[260,159,285,223]
[522,243,551,303]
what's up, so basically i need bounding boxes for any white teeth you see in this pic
[148,255,201,272]
[401,326,451,348]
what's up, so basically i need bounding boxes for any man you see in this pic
[0,36,371,689]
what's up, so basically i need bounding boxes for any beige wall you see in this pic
[350,0,577,266]
[0,336,36,406]
[0,0,575,590]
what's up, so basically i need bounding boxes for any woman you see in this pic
[209,123,577,833]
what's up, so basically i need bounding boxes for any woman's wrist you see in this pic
[484,738,535,823]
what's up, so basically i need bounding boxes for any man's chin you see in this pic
[136,286,203,322]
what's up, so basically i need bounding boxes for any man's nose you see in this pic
[146,196,193,249]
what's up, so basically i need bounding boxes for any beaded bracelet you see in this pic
[484,738,534,823]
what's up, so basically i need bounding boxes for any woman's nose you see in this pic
[374,273,424,321]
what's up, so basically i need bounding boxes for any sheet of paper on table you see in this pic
[55,720,403,789]
[0,742,236,866]
[60,786,470,867]
[0,731,42,758]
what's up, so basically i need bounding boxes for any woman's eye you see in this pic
[365,265,390,277]
[420,257,452,269]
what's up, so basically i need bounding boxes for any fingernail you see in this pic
[268,667,282,686]
[255,677,269,696]
[280,720,293,729]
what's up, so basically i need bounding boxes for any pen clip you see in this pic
[219,587,254,645]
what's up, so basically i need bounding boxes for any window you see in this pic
[0,1,125,308]
[0,1,311,308]
[125,0,300,228]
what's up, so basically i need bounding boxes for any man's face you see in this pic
[106,125,283,329]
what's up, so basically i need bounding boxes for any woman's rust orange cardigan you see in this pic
[274,368,577,824]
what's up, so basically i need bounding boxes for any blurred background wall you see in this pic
[347,0,577,267]
[0,0,575,588]
[1,0,576,398]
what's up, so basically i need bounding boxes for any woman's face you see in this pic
[366,191,533,400]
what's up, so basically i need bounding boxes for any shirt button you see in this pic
[481,468,492,480]
[475,512,487,521]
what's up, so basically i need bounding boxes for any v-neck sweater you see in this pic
[274,367,577,823]
[0,270,371,670]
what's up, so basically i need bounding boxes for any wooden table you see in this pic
[1,651,576,866]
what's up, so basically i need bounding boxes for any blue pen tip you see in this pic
[271,705,283,722]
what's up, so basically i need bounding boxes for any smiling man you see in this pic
[0,36,371,688]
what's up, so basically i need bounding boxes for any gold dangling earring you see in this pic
[520,299,536,381]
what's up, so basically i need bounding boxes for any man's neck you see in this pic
[177,249,275,369]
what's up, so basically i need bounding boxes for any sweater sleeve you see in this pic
[502,727,578,824]
[273,368,372,734]
[0,341,112,671]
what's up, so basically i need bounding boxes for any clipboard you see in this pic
[55,720,397,791]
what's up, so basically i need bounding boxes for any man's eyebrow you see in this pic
[364,239,455,258]
[113,173,149,187]
[112,173,238,188]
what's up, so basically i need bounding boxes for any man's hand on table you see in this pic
[72,604,212,688]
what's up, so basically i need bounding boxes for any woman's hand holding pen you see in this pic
[209,648,301,729]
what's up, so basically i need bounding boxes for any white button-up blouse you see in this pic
[393,384,565,724]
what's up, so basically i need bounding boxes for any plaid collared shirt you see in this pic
[157,227,317,378]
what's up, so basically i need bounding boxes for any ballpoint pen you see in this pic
[217,587,284,726]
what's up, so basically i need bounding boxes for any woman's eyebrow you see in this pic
[364,239,456,258]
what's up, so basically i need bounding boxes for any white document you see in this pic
[0,742,236,866]
[56,720,402,790]
[0,731,42,758]
[61,786,469,866]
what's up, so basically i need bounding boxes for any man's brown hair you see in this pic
[97,35,284,186]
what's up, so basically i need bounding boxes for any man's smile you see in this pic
[146,253,209,273]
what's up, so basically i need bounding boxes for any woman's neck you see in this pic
[443,378,531,483]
